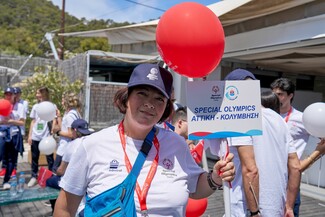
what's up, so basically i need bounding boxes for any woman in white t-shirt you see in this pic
[52,92,81,173]
[27,87,56,187]
[54,63,235,217]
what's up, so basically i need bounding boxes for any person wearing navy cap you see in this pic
[71,119,93,137]
[54,63,235,217]
[13,86,29,149]
[0,87,15,175]
[206,69,301,217]
[0,87,26,189]
[45,118,93,214]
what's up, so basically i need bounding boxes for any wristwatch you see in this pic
[250,209,260,216]
[207,170,222,190]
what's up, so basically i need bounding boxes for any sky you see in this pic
[51,0,219,23]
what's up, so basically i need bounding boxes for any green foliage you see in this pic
[21,66,84,113]
[0,0,133,57]
[18,66,84,134]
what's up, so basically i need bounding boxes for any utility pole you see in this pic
[59,0,66,60]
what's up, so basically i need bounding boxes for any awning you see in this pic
[59,0,252,45]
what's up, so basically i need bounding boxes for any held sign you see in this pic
[187,80,262,140]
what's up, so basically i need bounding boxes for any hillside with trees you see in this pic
[0,0,133,58]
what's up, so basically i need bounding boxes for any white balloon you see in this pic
[36,101,56,121]
[39,136,57,155]
[302,102,325,138]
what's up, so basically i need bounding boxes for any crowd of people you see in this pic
[0,62,324,217]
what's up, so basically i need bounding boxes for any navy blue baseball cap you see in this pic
[14,87,22,94]
[224,68,256,81]
[4,87,15,93]
[127,63,173,99]
[71,119,93,135]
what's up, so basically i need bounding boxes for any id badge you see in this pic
[37,123,44,131]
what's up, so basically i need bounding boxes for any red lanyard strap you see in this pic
[285,106,292,123]
[118,121,160,212]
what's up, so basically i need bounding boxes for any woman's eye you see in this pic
[137,91,148,96]
[156,97,165,102]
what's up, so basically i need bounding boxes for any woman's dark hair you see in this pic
[261,90,280,114]
[114,86,173,123]
[38,86,50,101]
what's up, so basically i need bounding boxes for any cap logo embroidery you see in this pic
[146,68,159,81]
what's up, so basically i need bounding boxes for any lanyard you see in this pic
[284,106,292,123]
[118,121,159,213]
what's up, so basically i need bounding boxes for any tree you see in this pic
[15,66,84,136]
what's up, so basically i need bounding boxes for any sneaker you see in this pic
[3,183,10,190]
[0,169,6,178]
[11,169,16,177]
[43,200,51,207]
[27,177,37,187]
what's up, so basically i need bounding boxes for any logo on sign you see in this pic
[210,85,223,101]
[225,85,239,100]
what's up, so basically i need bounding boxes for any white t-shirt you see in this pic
[204,135,251,217]
[206,136,253,217]
[30,103,55,141]
[56,109,80,156]
[61,137,85,216]
[280,107,309,159]
[62,137,84,163]
[60,125,204,217]
[16,99,28,135]
[253,108,296,216]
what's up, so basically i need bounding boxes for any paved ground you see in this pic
[0,160,325,216]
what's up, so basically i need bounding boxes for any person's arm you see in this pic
[237,145,260,215]
[54,127,74,139]
[52,109,62,134]
[28,119,36,145]
[8,118,25,126]
[300,139,325,172]
[52,111,74,139]
[53,190,83,217]
[285,152,301,216]
[56,161,69,176]
[190,153,234,199]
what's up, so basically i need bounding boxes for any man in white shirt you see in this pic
[206,69,301,216]
[46,118,93,216]
[14,87,29,136]
[271,78,310,217]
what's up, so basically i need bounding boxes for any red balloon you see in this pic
[0,99,12,116]
[156,2,225,78]
[186,198,208,217]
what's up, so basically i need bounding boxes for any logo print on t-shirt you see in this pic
[109,159,119,169]
[162,158,173,170]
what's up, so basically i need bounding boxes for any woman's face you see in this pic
[126,86,167,128]
[35,90,42,102]
[4,92,14,103]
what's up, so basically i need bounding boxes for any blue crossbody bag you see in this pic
[84,128,156,217]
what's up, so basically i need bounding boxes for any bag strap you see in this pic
[130,127,156,178]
